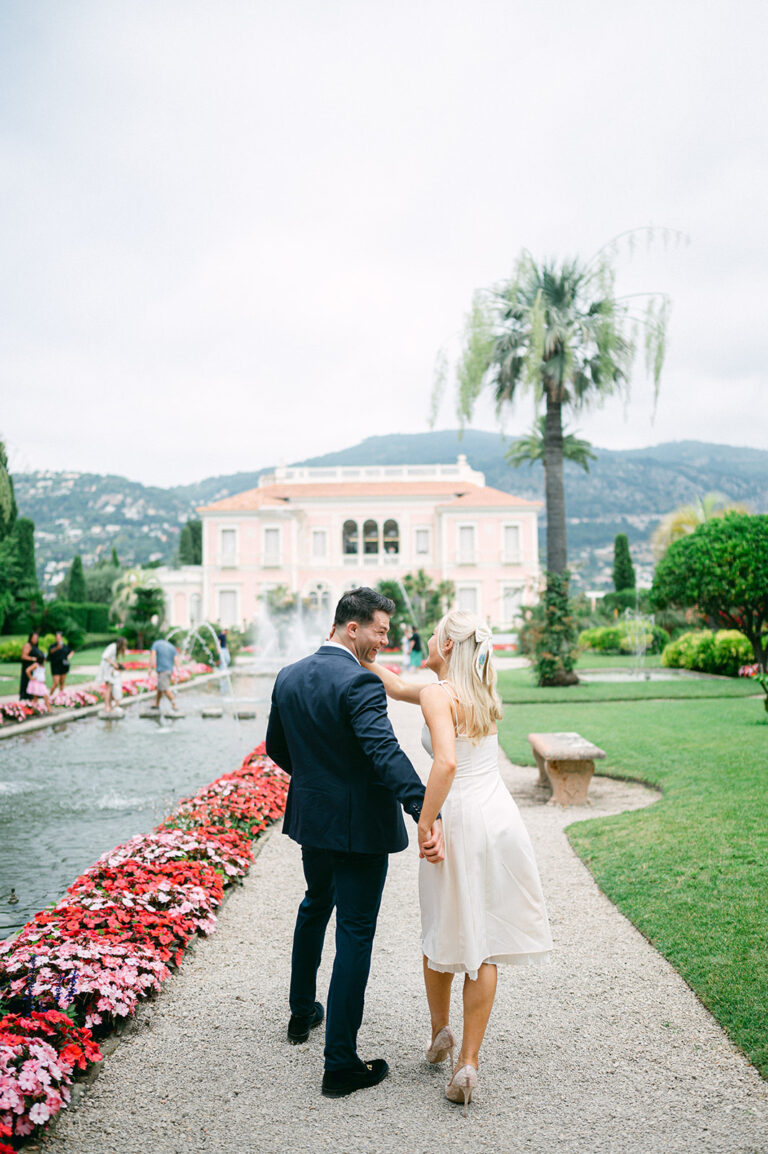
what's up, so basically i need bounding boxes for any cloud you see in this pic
[1,0,767,485]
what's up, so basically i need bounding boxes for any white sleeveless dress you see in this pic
[419,694,553,980]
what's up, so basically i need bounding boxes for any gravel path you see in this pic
[43,699,768,1154]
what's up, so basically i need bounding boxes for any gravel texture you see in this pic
[43,698,768,1154]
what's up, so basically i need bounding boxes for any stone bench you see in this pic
[527,731,606,806]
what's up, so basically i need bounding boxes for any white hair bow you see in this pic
[474,625,493,679]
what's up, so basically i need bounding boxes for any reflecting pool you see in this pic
[0,672,276,937]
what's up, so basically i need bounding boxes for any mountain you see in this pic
[14,434,768,592]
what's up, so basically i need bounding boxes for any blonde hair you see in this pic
[435,610,502,740]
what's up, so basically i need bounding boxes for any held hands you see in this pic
[418,819,444,864]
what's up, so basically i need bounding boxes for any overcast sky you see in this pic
[1,0,766,487]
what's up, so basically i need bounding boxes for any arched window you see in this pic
[383,519,399,554]
[343,520,359,555]
[307,582,331,614]
[363,519,379,555]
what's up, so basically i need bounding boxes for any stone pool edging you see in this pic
[0,744,289,1149]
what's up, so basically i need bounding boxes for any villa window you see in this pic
[363,519,379,555]
[220,528,237,566]
[457,586,479,614]
[503,524,521,562]
[415,528,430,555]
[312,529,327,558]
[307,582,331,613]
[189,593,201,626]
[458,525,476,564]
[383,519,399,555]
[502,585,523,622]
[218,589,238,626]
[343,520,359,555]
[263,527,281,566]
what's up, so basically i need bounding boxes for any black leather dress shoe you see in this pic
[321,1058,389,1098]
[287,1001,324,1044]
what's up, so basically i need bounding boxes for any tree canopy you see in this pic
[651,513,768,670]
[439,235,672,574]
[506,416,596,474]
[652,491,751,558]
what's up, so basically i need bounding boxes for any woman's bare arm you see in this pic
[417,684,457,836]
[360,658,425,705]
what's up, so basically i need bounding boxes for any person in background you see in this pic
[400,623,412,674]
[217,628,231,669]
[25,655,50,706]
[98,636,127,712]
[409,627,423,669]
[19,632,45,700]
[48,630,74,697]
[149,635,180,711]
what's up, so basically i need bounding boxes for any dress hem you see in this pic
[425,951,552,982]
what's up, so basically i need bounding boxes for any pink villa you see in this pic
[155,457,542,631]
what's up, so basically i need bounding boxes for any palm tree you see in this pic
[447,237,672,574]
[506,416,596,474]
[110,568,163,624]
[651,492,751,558]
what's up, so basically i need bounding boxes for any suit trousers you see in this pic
[289,845,389,1071]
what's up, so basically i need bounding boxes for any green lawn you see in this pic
[497,666,756,704]
[498,685,768,1078]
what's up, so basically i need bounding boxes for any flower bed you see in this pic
[0,664,213,729]
[0,742,288,1146]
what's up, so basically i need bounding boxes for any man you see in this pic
[266,587,443,1099]
[47,630,74,696]
[149,635,179,711]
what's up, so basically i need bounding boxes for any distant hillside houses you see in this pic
[154,458,542,629]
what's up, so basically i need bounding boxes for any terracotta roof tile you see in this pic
[438,486,542,509]
[199,481,477,512]
[198,480,540,513]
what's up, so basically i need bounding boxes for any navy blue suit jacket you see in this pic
[266,645,426,854]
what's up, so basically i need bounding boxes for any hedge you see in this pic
[578,621,669,656]
[51,601,111,633]
[661,630,753,677]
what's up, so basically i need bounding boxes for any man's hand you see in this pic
[418,819,444,864]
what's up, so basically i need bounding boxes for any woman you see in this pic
[48,630,74,697]
[365,610,552,1114]
[19,632,44,700]
[98,636,127,712]
[409,627,423,669]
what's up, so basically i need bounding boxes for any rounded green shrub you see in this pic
[712,630,753,677]
[661,629,753,676]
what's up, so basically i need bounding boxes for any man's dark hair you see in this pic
[334,587,395,627]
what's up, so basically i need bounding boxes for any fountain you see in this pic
[246,599,325,674]
[395,577,420,631]
[622,607,656,678]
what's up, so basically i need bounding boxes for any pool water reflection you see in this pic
[0,673,275,937]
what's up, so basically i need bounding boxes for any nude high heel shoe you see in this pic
[426,1026,456,1066]
[445,1064,478,1116]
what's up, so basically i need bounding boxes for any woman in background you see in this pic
[98,636,127,712]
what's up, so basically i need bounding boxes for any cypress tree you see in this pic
[179,519,203,564]
[111,545,120,567]
[68,554,87,602]
[0,441,17,541]
[13,518,38,592]
[612,533,636,592]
